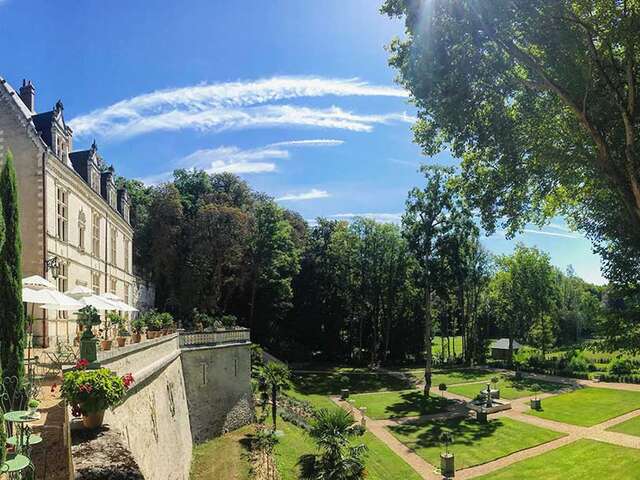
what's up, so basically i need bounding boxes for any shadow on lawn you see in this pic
[507,377,568,394]
[292,372,413,395]
[390,417,501,449]
[384,391,451,418]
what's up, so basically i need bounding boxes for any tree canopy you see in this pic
[382,0,640,285]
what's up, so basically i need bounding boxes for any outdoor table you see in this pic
[2,453,32,477]
[3,410,41,455]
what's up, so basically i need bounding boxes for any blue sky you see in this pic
[1,0,605,284]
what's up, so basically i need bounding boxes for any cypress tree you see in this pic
[0,151,24,384]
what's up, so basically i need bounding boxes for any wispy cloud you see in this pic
[389,158,419,167]
[269,139,344,148]
[139,137,341,185]
[277,189,330,201]
[490,227,583,240]
[69,76,410,140]
[521,228,583,239]
[332,212,403,224]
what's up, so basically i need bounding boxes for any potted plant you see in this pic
[530,384,542,410]
[61,361,134,429]
[142,310,159,339]
[109,313,128,348]
[438,383,448,397]
[131,317,145,343]
[490,376,500,399]
[27,399,39,417]
[100,313,113,351]
[157,312,174,335]
[77,306,101,362]
[339,374,350,400]
[440,432,455,477]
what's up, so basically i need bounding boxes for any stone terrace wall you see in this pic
[76,334,193,480]
[71,331,254,478]
[181,341,255,443]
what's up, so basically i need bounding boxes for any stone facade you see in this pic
[0,77,135,346]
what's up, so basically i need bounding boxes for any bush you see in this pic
[156,312,175,330]
[609,357,634,376]
[567,353,592,374]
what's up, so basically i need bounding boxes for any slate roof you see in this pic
[491,338,522,350]
[69,150,91,182]
[31,110,55,148]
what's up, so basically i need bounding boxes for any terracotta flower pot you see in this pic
[82,410,105,429]
[100,339,112,351]
[131,333,141,343]
[116,337,126,348]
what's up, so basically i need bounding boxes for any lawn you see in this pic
[286,370,412,412]
[448,376,567,400]
[272,417,422,480]
[527,387,640,427]
[475,439,640,479]
[406,367,498,387]
[432,336,464,357]
[606,414,640,437]
[388,416,564,470]
[190,425,252,480]
[351,389,451,419]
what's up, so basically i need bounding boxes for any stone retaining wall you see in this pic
[70,332,253,479]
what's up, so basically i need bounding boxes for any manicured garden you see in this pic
[388,416,564,469]
[475,439,640,479]
[350,389,451,419]
[448,376,566,400]
[607,414,640,437]
[406,367,498,386]
[527,387,640,426]
[271,416,422,480]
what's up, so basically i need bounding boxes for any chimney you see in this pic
[19,79,35,113]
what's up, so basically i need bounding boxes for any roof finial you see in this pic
[91,139,98,152]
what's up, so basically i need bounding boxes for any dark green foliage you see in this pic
[0,152,24,384]
[298,409,367,480]
[609,357,634,376]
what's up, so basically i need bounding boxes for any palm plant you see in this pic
[260,362,290,431]
[298,409,367,480]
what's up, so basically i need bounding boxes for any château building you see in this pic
[0,77,135,347]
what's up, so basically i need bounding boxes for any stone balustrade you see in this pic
[178,328,251,348]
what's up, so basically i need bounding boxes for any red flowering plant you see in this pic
[60,359,134,417]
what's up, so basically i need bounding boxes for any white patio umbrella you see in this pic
[65,285,93,296]
[23,276,83,346]
[23,275,56,290]
[98,293,138,312]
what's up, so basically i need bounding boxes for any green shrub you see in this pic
[609,357,634,376]
[568,353,592,373]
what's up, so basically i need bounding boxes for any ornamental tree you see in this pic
[0,152,24,385]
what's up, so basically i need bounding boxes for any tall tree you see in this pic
[381,1,640,286]
[402,165,455,395]
[0,152,24,383]
[248,200,300,346]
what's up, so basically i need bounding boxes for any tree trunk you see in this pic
[271,385,277,431]
[424,283,433,396]
[508,336,514,367]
